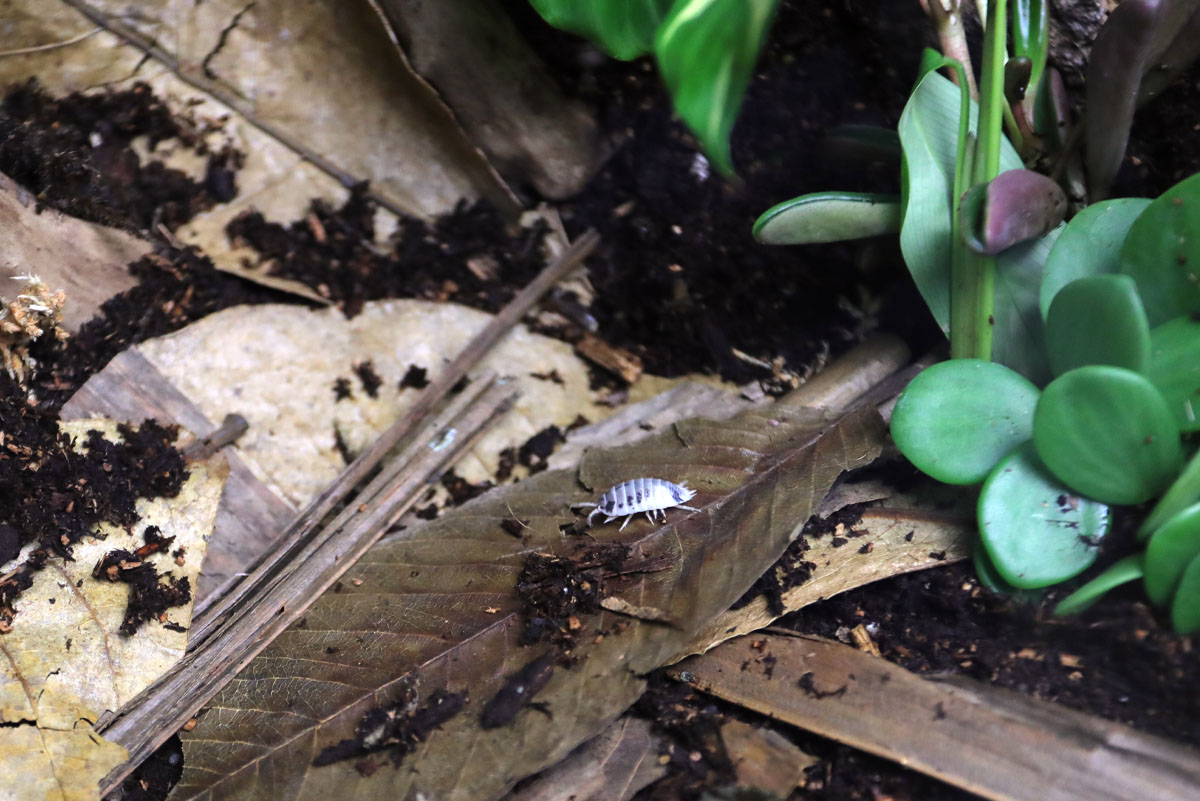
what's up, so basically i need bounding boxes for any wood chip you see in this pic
[575,334,644,384]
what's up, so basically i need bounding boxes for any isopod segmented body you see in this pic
[575,477,700,531]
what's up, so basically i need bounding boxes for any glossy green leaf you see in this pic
[898,71,1053,380]
[753,192,901,245]
[959,169,1066,255]
[1034,366,1183,505]
[1119,171,1200,325]
[1147,315,1200,431]
[1039,198,1151,319]
[1053,554,1144,616]
[1012,0,1049,96]
[979,442,1109,588]
[991,229,1059,385]
[528,0,675,60]
[1172,552,1200,633]
[973,538,1045,600]
[655,0,780,175]
[1044,275,1151,376]
[1143,501,1200,606]
[891,359,1039,485]
[1141,447,1200,540]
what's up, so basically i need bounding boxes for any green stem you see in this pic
[949,0,1007,360]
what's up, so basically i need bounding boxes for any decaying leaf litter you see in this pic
[0,1,1195,801]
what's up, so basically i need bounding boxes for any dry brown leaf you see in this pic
[135,300,611,506]
[0,420,227,801]
[172,396,885,800]
[501,717,666,801]
[370,0,602,199]
[684,490,974,657]
[0,0,517,278]
[0,172,144,332]
[677,634,1200,801]
[721,719,817,799]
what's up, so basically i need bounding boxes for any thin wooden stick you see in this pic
[188,228,598,639]
[97,379,517,793]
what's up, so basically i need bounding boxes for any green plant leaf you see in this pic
[1147,315,1200,432]
[978,442,1109,588]
[528,0,675,60]
[1053,554,1144,616]
[1143,501,1200,606]
[1171,551,1200,633]
[1044,275,1151,376]
[753,192,901,245]
[973,538,1045,599]
[1141,447,1200,540]
[891,359,1039,485]
[1012,0,1049,97]
[959,169,1066,255]
[1034,366,1183,505]
[898,71,1054,381]
[1119,171,1200,325]
[991,228,1059,385]
[1039,198,1151,319]
[655,0,780,175]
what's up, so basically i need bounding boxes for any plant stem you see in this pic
[949,0,1007,360]
[926,0,979,99]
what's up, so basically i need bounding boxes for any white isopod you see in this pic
[574,477,700,531]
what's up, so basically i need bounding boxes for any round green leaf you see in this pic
[891,360,1040,485]
[973,538,1045,600]
[1034,366,1183,505]
[1044,275,1151,376]
[979,442,1110,588]
[1053,554,1144,617]
[1170,552,1200,634]
[1119,172,1200,325]
[1040,198,1150,320]
[1148,316,1200,432]
[1143,501,1200,606]
[753,192,901,245]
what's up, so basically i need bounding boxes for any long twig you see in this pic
[188,228,598,643]
[97,378,517,793]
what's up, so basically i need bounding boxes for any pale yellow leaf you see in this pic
[135,301,613,506]
[0,725,127,801]
[0,420,227,800]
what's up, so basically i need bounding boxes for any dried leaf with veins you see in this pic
[173,397,884,800]
[0,420,227,801]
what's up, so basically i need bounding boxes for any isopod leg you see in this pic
[619,515,633,531]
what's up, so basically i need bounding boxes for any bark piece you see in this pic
[678,634,1200,801]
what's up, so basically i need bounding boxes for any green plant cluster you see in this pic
[893,179,1200,630]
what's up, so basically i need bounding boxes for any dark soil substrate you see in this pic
[4,0,1200,800]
